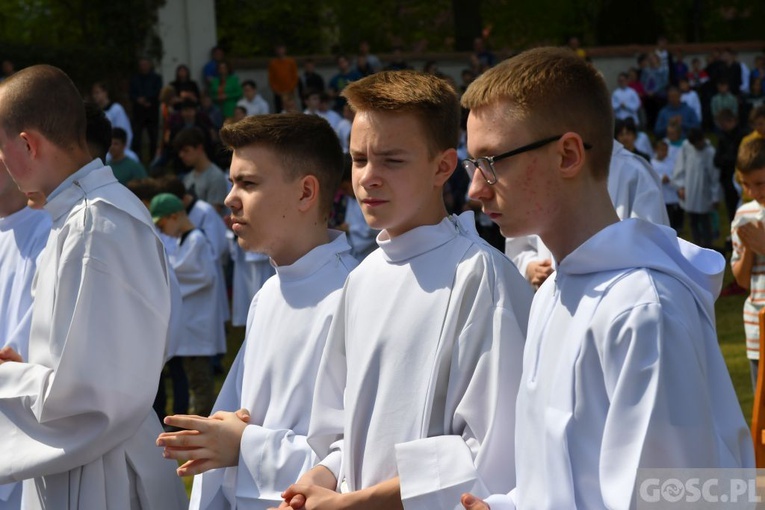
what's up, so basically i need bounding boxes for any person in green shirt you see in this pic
[109,127,147,185]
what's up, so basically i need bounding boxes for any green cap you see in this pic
[149,193,184,223]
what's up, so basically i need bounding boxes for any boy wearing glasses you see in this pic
[460,47,752,510]
[505,140,669,288]
[279,71,533,509]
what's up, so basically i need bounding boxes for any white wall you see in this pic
[157,0,217,86]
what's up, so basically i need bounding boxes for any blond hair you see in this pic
[461,47,613,179]
[342,70,460,156]
[737,138,765,175]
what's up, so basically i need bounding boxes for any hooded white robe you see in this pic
[0,207,51,509]
[170,228,224,356]
[189,232,357,509]
[0,161,187,509]
[309,212,533,510]
[486,219,753,510]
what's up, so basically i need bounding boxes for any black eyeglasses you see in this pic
[463,135,593,185]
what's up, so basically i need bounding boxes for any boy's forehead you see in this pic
[351,110,427,148]
[742,168,765,183]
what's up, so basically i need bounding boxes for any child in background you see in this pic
[651,139,683,232]
[672,127,720,248]
[731,138,765,390]
[151,193,222,419]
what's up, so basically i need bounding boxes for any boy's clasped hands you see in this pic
[156,408,251,476]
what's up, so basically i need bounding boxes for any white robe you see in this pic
[486,219,754,510]
[611,86,641,125]
[0,161,187,509]
[230,241,274,327]
[506,140,669,278]
[309,212,533,509]
[672,139,720,214]
[0,207,51,509]
[170,229,225,356]
[188,199,231,346]
[189,231,357,509]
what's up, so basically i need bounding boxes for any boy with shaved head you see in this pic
[0,65,186,508]
[460,47,752,510]
[279,70,532,509]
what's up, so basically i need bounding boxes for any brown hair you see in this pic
[220,113,343,217]
[750,105,765,124]
[737,138,765,174]
[0,64,86,150]
[126,178,161,202]
[173,127,207,151]
[341,70,460,157]
[461,46,613,179]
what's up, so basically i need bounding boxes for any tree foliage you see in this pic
[0,0,165,91]
[214,0,764,57]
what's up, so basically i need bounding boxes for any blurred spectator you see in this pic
[202,46,225,88]
[328,54,361,113]
[170,64,200,103]
[358,40,382,73]
[129,57,163,161]
[237,80,270,116]
[92,81,134,150]
[268,43,299,113]
[209,60,242,120]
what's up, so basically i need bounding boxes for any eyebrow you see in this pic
[229,172,258,183]
[350,148,409,157]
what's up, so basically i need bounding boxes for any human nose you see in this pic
[224,187,239,211]
[355,159,381,188]
[467,166,491,202]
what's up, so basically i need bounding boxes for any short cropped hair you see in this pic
[173,127,206,151]
[737,138,765,174]
[0,65,86,150]
[220,113,343,217]
[341,70,460,157]
[112,127,128,144]
[242,80,257,89]
[156,174,187,199]
[85,101,112,161]
[126,178,161,202]
[615,117,637,137]
[461,46,613,179]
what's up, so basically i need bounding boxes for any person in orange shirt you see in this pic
[268,43,299,114]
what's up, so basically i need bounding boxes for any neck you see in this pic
[0,190,28,217]
[43,147,94,197]
[194,156,211,173]
[271,221,331,267]
[540,179,619,264]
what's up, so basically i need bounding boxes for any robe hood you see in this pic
[557,219,724,323]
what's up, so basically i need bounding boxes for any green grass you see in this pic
[704,203,753,426]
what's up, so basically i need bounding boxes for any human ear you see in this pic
[19,131,39,158]
[297,174,320,212]
[557,132,586,179]
[434,148,458,187]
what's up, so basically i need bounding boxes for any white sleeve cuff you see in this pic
[396,435,488,510]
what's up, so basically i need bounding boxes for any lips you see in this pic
[361,198,388,206]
